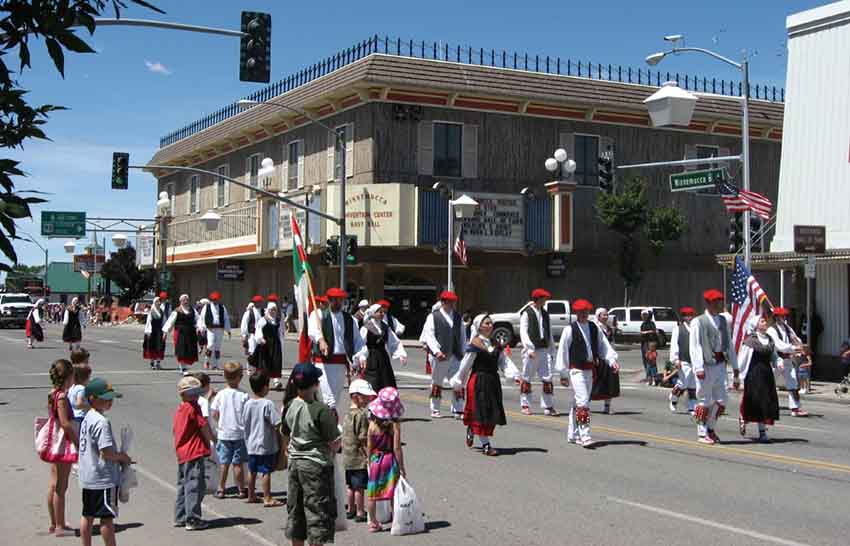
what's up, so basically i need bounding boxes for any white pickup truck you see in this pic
[607,306,678,347]
[0,292,33,329]
[489,300,574,347]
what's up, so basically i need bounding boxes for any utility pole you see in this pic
[338,130,347,292]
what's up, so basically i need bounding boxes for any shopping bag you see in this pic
[203,457,220,494]
[375,500,393,524]
[35,415,78,464]
[119,465,138,503]
[34,416,48,453]
[390,476,425,535]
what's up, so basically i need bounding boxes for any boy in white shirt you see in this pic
[210,362,249,499]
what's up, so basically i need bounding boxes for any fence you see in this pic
[160,34,785,148]
[167,204,257,247]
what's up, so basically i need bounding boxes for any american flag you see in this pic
[729,256,769,352]
[719,181,773,221]
[453,223,468,265]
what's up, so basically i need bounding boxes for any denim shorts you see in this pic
[248,453,278,475]
[345,469,368,491]
[216,439,248,465]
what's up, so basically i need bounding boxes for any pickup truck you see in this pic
[608,306,678,348]
[489,300,574,347]
[0,293,33,328]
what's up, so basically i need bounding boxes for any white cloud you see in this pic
[144,60,172,76]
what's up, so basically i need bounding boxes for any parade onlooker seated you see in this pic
[173,376,213,531]
[242,371,283,507]
[210,362,249,499]
[343,379,376,523]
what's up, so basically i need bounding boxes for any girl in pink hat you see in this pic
[366,387,406,532]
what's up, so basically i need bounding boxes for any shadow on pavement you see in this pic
[586,440,648,449]
[493,447,549,455]
[720,438,809,446]
[207,516,264,529]
[400,418,431,424]
[425,520,451,531]
[598,410,642,416]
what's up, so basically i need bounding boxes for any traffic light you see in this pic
[598,148,614,193]
[323,236,339,265]
[111,152,129,190]
[728,212,744,253]
[750,215,763,253]
[239,11,271,83]
[345,235,358,264]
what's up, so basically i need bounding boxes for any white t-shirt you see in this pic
[198,396,209,419]
[209,387,248,441]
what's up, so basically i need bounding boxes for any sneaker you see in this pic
[580,437,595,448]
[668,399,677,413]
[150,362,156,370]
[566,435,578,444]
[465,426,474,448]
[453,412,463,420]
[173,521,185,528]
[430,410,441,419]
[697,435,716,445]
[185,519,210,531]
[345,510,356,520]
[799,388,808,395]
[791,409,809,417]
[602,403,611,415]
[521,406,532,415]
[544,407,558,417]
[708,430,721,444]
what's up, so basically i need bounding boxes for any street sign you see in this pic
[805,256,817,279]
[546,253,567,278]
[41,211,86,238]
[217,259,245,281]
[669,168,726,193]
[794,225,826,254]
[73,253,105,273]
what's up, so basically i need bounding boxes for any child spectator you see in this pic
[45,359,78,537]
[796,345,813,394]
[645,342,659,387]
[173,376,213,531]
[343,379,376,522]
[242,371,283,507]
[366,386,406,533]
[78,378,132,546]
[69,363,92,427]
[283,363,341,545]
[660,359,678,388]
[190,371,215,418]
[210,362,249,499]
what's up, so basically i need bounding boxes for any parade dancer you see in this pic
[767,307,808,417]
[518,289,557,416]
[62,297,83,352]
[377,299,405,336]
[421,291,467,419]
[143,296,166,369]
[360,304,407,392]
[738,315,781,443]
[163,294,199,374]
[451,314,519,456]
[26,298,46,349]
[241,295,263,361]
[592,307,620,415]
[308,287,367,416]
[419,301,441,376]
[253,302,286,390]
[668,307,697,414]
[690,289,738,445]
[555,299,620,447]
[197,291,231,370]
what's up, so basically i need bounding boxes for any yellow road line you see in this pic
[404,392,850,475]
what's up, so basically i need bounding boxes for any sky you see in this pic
[4,0,829,268]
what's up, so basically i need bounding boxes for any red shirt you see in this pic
[173,401,210,464]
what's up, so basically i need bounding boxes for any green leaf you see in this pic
[0,232,18,264]
[0,262,12,273]
[129,0,166,15]
[55,30,96,54]
[45,38,65,77]
[18,42,31,70]
[76,12,96,35]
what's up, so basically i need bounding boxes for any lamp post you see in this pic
[156,191,172,294]
[645,38,752,267]
[237,98,349,289]
[432,182,478,292]
[544,148,577,183]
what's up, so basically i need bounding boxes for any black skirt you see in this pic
[363,347,397,392]
[741,360,780,424]
[464,370,507,428]
[591,362,621,400]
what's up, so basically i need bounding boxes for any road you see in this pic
[1,323,849,546]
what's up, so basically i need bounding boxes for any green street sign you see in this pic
[669,168,726,193]
[41,211,86,238]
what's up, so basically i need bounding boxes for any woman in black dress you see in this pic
[62,297,83,352]
[253,302,285,390]
[451,314,519,456]
[143,296,166,370]
[163,294,198,374]
[592,307,620,414]
[359,304,407,392]
[26,298,46,349]
[737,315,781,443]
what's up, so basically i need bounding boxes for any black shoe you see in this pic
[355,514,368,523]
[346,510,356,520]
[465,426,474,448]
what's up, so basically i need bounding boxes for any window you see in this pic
[216,165,228,208]
[288,141,301,190]
[574,134,599,186]
[652,308,677,322]
[696,145,720,170]
[189,175,199,213]
[248,154,260,198]
[547,302,566,315]
[333,126,351,181]
[610,309,625,323]
[433,122,462,177]
[629,309,645,322]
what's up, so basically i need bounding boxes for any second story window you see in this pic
[248,154,260,198]
[288,141,300,190]
[189,175,199,214]
[216,165,228,208]
[166,182,176,214]
[433,122,462,178]
[574,134,599,186]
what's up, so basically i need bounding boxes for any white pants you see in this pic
[567,369,593,442]
[205,329,224,367]
[316,362,348,412]
[671,362,697,410]
[431,356,463,414]
[695,364,727,436]
[520,351,555,409]
[780,359,800,409]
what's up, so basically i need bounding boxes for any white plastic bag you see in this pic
[119,466,138,503]
[390,477,425,535]
[374,500,393,524]
[334,457,348,531]
[203,457,219,495]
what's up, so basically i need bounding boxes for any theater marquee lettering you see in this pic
[459,192,525,251]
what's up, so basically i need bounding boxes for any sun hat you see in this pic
[349,379,377,397]
[368,386,405,420]
[358,299,370,309]
[177,376,202,395]
[85,377,122,401]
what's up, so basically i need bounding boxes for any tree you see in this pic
[3,261,41,290]
[0,0,163,272]
[596,177,686,304]
[100,246,154,305]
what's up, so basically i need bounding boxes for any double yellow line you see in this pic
[404,392,850,475]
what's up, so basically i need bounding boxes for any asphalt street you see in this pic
[2,323,850,546]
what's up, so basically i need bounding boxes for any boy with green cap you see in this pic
[78,378,133,546]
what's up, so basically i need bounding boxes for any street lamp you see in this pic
[545,148,577,181]
[20,230,49,299]
[64,240,76,254]
[155,191,172,294]
[644,36,753,267]
[111,233,128,249]
[433,182,478,292]
[200,210,222,231]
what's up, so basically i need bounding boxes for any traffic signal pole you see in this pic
[338,132,347,292]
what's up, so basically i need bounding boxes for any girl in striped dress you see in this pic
[366,387,406,532]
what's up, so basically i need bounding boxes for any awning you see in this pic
[716,249,850,270]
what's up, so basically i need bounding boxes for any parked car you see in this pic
[608,306,678,348]
[489,300,574,347]
[0,292,33,329]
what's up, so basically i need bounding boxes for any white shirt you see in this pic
[669,322,691,364]
[307,309,367,362]
[144,306,164,335]
[767,322,798,356]
[198,303,230,330]
[360,323,407,361]
[210,387,248,441]
[689,310,738,374]
[519,305,553,356]
[451,337,520,388]
[421,308,467,357]
[198,396,210,419]
[253,316,284,349]
[554,320,618,373]
[240,305,263,338]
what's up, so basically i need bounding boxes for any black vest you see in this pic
[322,311,355,359]
[204,303,225,328]
[677,324,692,363]
[433,309,464,360]
[247,309,257,334]
[569,321,599,364]
[524,307,551,348]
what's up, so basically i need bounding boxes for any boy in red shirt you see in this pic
[173,376,214,531]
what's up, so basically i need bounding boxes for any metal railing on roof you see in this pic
[159,34,786,148]
[167,204,257,247]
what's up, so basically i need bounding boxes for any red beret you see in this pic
[315,296,328,304]
[209,291,221,301]
[679,306,696,316]
[251,295,264,304]
[531,288,552,300]
[772,307,789,317]
[703,289,724,302]
[377,299,391,308]
[439,291,458,302]
[158,291,168,299]
[572,299,593,312]
[267,293,279,302]
[326,287,347,299]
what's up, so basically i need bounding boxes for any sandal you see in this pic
[238,489,249,499]
[213,489,226,499]
[368,521,382,533]
[482,444,499,457]
[263,499,285,508]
